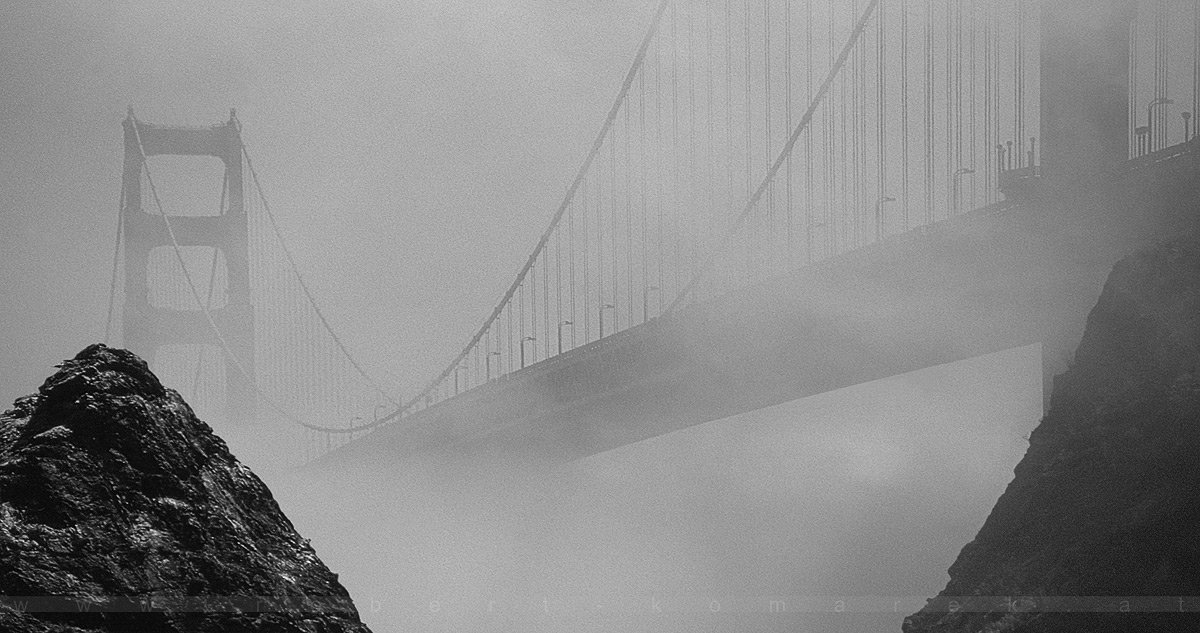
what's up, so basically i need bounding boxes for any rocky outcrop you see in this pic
[903,239,1200,632]
[0,344,372,632]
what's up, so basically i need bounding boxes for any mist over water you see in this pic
[242,344,1042,633]
[1,1,1129,631]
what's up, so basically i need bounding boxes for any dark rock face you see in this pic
[0,344,372,632]
[903,240,1200,632]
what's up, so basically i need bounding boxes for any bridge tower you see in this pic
[120,108,256,421]
[1040,0,1136,180]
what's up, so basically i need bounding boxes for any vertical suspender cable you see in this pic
[1194,0,1200,141]
[839,17,848,252]
[673,1,682,301]
[958,0,965,202]
[569,201,576,347]
[611,114,618,328]
[851,0,860,246]
[786,0,793,266]
[1129,13,1135,156]
[530,252,537,362]
[876,0,886,240]
[983,0,992,200]
[726,0,734,290]
[543,220,550,348]
[582,175,589,343]
[994,3,1001,171]
[955,0,963,210]
[764,0,773,272]
[945,0,954,214]
[104,180,126,346]
[706,0,714,286]
[827,0,835,255]
[1194,0,1200,140]
[1015,0,1024,162]
[901,0,910,229]
[925,0,934,224]
[1160,0,1169,148]
[596,162,604,339]
[519,281,525,366]
[639,63,647,322]
[611,115,618,329]
[627,75,634,325]
[804,0,813,263]
[1153,1,1161,151]
[663,1,672,305]
[745,0,753,281]
[687,2,695,297]
[858,0,867,245]
[556,225,563,344]
[968,0,976,206]
[670,0,882,312]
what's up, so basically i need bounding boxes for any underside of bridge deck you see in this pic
[312,141,1200,468]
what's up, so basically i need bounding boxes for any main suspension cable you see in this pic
[241,142,398,407]
[130,113,385,436]
[385,0,674,422]
[669,0,882,312]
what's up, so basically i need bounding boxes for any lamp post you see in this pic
[642,285,660,324]
[520,336,536,369]
[599,303,614,338]
[454,364,467,395]
[874,196,896,242]
[1147,97,1174,151]
[486,351,500,382]
[557,320,573,355]
[1183,112,1192,141]
[952,168,975,214]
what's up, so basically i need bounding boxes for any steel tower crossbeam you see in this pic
[120,108,256,422]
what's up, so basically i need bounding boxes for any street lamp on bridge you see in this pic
[599,303,615,338]
[642,286,660,324]
[486,350,500,382]
[520,336,536,369]
[1147,97,1174,152]
[454,364,467,395]
[952,168,975,214]
[874,196,896,242]
[558,320,573,355]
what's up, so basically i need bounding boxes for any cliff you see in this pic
[0,344,372,632]
[903,239,1200,632]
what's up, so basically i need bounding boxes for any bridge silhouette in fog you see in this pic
[106,0,1200,463]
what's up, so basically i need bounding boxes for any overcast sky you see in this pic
[0,2,1069,631]
[0,0,655,406]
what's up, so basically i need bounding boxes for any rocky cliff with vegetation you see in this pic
[903,239,1200,632]
[0,344,372,632]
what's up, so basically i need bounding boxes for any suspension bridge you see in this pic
[104,0,1200,464]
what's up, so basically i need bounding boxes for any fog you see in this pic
[265,345,1040,632]
[0,1,1154,631]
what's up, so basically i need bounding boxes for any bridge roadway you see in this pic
[314,140,1200,467]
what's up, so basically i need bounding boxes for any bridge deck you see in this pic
[312,140,1200,467]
